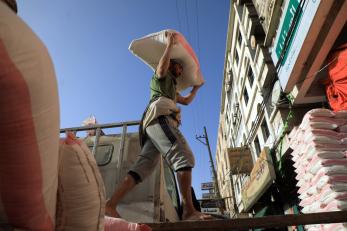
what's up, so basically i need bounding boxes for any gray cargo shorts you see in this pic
[129,115,195,183]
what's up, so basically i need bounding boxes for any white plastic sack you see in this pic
[305,108,336,118]
[335,110,347,118]
[56,133,105,231]
[323,223,347,231]
[129,29,204,92]
[0,2,59,229]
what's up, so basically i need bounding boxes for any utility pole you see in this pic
[196,126,224,212]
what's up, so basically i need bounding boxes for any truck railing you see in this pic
[59,120,141,133]
[60,120,140,156]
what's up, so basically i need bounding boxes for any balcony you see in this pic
[244,3,264,44]
[251,0,283,46]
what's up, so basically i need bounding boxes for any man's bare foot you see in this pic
[182,211,214,221]
[105,201,121,218]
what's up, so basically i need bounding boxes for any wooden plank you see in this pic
[146,211,347,231]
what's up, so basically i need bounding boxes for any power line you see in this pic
[193,0,206,126]
[177,0,206,136]
[190,0,207,127]
[175,0,182,32]
[195,0,201,59]
[184,0,192,41]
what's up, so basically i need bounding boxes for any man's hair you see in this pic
[2,0,17,13]
[170,59,183,68]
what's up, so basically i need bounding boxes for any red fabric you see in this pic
[325,44,347,111]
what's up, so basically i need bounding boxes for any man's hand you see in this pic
[172,106,182,125]
[192,80,205,91]
[166,31,177,46]
[157,32,177,78]
[177,80,204,106]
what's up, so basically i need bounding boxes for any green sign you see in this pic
[275,0,303,65]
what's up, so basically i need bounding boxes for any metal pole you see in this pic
[196,127,224,213]
[92,127,101,156]
[117,124,128,182]
[203,126,222,204]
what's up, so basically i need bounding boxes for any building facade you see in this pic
[216,0,347,219]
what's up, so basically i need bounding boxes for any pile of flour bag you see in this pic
[289,109,347,231]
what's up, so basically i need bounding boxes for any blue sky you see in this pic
[18,0,230,198]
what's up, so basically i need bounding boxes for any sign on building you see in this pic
[241,147,276,212]
[202,193,215,200]
[227,147,253,174]
[201,182,214,190]
[201,200,217,208]
[271,0,321,92]
[200,199,224,208]
[201,208,220,214]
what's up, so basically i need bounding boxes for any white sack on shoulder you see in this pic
[129,29,204,92]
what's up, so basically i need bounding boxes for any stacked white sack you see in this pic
[288,109,347,231]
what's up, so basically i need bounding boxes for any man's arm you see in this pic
[176,83,204,105]
[156,32,176,78]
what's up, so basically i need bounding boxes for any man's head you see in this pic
[1,0,17,13]
[169,59,183,78]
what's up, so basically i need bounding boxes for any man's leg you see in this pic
[105,138,160,218]
[146,116,213,220]
[177,169,213,220]
[176,169,194,217]
[105,174,136,218]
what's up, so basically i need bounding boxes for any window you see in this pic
[253,136,261,157]
[235,180,240,194]
[237,30,242,47]
[226,79,233,92]
[88,144,114,166]
[261,119,270,141]
[227,69,233,90]
[243,88,249,105]
[234,50,239,66]
[247,66,254,87]
[222,163,225,180]
[218,139,221,155]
